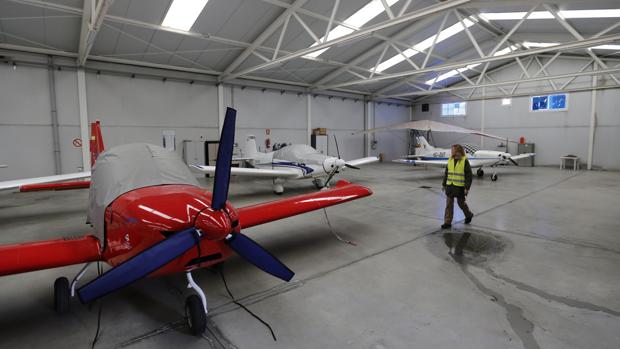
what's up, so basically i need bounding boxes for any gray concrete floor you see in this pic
[0,164,619,349]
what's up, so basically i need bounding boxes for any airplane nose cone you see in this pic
[194,209,232,241]
[324,157,345,172]
[336,159,346,167]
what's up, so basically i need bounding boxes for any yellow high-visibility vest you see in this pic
[447,156,466,187]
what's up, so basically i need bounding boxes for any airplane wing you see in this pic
[393,158,448,168]
[190,164,301,178]
[510,153,536,161]
[354,120,516,142]
[0,171,91,192]
[238,180,372,229]
[0,235,102,276]
[346,156,379,167]
[393,158,500,168]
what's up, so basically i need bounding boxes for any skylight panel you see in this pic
[424,45,517,85]
[591,44,620,50]
[374,18,476,72]
[162,0,209,31]
[479,9,620,21]
[304,0,400,58]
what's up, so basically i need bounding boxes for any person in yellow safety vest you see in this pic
[441,144,474,230]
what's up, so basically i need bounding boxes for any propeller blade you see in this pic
[509,158,519,166]
[212,107,237,210]
[226,233,294,282]
[345,163,360,170]
[334,134,341,159]
[78,228,200,304]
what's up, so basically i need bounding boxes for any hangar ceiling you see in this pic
[0,0,619,101]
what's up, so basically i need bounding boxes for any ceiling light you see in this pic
[502,98,512,106]
[304,0,401,58]
[375,17,476,72]
[522,41,559,48]
[162,0,209,31]
[424,45,516,85]
[591,44,620,50]
[479,9,620,21]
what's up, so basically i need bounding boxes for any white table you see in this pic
[560,156,580,171]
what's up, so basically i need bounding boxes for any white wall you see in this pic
[413,58,620,170]
[373,102,411,160]
[0,62,408,180]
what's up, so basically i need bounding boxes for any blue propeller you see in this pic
[78,228,200,303]
[226,233,294,281]
[77,107,294,304]
[211,107,236,210]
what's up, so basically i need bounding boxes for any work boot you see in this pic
[465,214,474,224]
[441,223,451,229]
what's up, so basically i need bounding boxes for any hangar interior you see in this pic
[0,0,619,348]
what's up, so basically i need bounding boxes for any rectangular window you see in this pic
[441,102,467,116]
[531,93,568,111]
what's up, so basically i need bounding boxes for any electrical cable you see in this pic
[217,265,277,341]
[322,208,357,246]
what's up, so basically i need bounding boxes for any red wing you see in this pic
[19,180,91,192]
[237,180,372,229]
[0,235,102,276]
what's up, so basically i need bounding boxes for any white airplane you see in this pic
[394,136,535,181]
[191,135,378,194]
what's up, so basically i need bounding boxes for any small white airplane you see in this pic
[191,135,378,193]
[394,136,535,181]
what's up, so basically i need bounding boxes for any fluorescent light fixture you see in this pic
[304,0,400,58]
[591,44,620,50]
[480,9,620,21]
[502,98,512,106]
[522,41,559,48]
[162,0,208,31]
[374,17,476,72]
[424,45,516,85]
[523,42,620,51]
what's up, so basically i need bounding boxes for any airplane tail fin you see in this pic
[241,135,258,157]
[416,136,434,151]
[90,121,104,166]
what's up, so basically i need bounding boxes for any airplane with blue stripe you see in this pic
[192,135,379,193]
[393,137,535,181]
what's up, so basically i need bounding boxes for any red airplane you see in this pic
[0,107,372,335]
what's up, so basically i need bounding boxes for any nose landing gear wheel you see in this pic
[185,295,207,335]
[476,168,484,178]
[491,173,498,181]
[54,277,70,314]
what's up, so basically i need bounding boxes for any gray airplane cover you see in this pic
[88,143,199,241]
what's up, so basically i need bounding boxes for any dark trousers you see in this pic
[444,186,472,224]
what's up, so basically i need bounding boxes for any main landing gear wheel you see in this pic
[477,168,484,178]
[185,295,207,335]
[54,277,70,314]
[273,183,284,195]
[491,173,498,181]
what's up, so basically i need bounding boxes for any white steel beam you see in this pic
[223,0,471,82]
[324,33,620,90]
[544,4,620,85]
[385,66,620,97]
[306,93,312,145]
[222,0,307,77]
[76,68,90,171]
[587,65,597,170]
[78,0,114,65]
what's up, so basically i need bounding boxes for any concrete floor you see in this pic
[0,164,619,349]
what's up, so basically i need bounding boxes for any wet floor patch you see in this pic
[443,229,507,255]
[427,227,511,266]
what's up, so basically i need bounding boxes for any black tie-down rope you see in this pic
[215,264,277,341]
[323,208,357,246]
[90,261,104,349]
